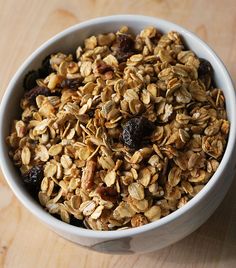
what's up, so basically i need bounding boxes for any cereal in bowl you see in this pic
[7,26,229,230]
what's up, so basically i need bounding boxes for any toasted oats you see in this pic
[113,202,136,220]
[60,208,70,223]
[21,146,31,165]
[128,182,145,200]
[7,26,229,230]
[70,195,81,210]
[84,36,97,50]
[168,166,182,187]
[41,177,49,192]
[104,170,116,187]
[80,200,96,216]
[90,205,104,219]
[38,191,49,206]
[131,214,148,227]
[98,156,115,170]
[48,144,63,156]
[61,155,73,169]
[35,144,49,162]
[16,120,26,138]
[138,168,151,187]
[44,162,57,178]
[144,205,161,222]
[130,151,143,164]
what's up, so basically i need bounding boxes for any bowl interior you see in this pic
[0,15,235,238]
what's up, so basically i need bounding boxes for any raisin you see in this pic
[115,34,136,62]
[24,86,51,105]
[22,165,44,195]
[117,34,135,52]
[88,110,95,117]
[116,51,135,63]
[23,70,40,91]
[198,58,213,77]
[122,117,155,149]
[198,58,213,89]
[97,61,113,74]
[70,216,85,228]
[60,78,81,90]
[23,55,53,91]
[38,55,53,77]
[97,186,118,203]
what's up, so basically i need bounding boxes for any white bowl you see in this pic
[0,15,236,254]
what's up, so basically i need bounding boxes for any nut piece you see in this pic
[81,160,96,191]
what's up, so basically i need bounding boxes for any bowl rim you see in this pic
[0,14,235,239]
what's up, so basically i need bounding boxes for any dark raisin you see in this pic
[117,34,135,52]
[70,216,85,228]
[24,86,51,105]
[60,78,81,90]
[97,61,113,74]
[23,55,53,91]
[114,34,137,62]
[23,70,40,91]
[150,31,162,45]
[22,165,44,195]
[122,117,155,149]
[115,51,135,63]
[97,186,118,203]
[198,58,213,77]
[198,58,213,89]
[38,55,53,77]
[88,110,95,117]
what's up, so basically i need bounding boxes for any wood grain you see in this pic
[0,0,236,267]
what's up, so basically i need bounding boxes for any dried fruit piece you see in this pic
[122,117,155,149]
[115,34,136,62]
[70,216,85,228]
[117,34,135,52]
[24,86,51,105]
[96,60,113,74]
[23,55,53,91]
[23,70,40,91]
[38,55,53,77]
[22,166,44,194]
[60,78,81,90]
[198,58,213,89]
[198,58,213,77]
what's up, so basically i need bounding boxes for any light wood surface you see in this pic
[1,0,236,267]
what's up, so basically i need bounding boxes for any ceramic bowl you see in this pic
[0,15,236,254]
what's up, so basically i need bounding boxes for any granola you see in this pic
[6,26,229,230]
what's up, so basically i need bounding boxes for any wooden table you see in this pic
[1,0,236,267]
